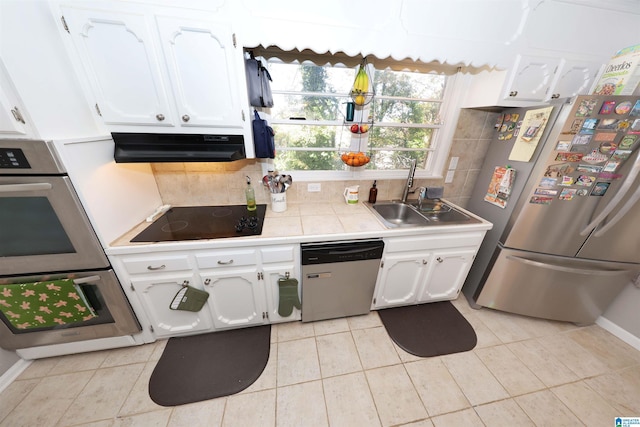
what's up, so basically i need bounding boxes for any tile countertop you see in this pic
[106,200,492,256]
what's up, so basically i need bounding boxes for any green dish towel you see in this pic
[278,277,301,317]
[0,279,96,330]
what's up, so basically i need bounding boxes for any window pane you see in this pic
[269,63,353,93]
[273,124,352,150]
[373,99,442,125]
[369,127,434,150]
[371,151,428,170]
[271,94,345,121]
[374,69,446,99]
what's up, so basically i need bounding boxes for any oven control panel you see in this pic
[0,148,30,169]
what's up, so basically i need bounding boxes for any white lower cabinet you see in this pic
[419,248,476,302]
[373,252,430,309]
[130,273,213,338]
[374,233,482,309]
[200,267,266,329]
[263,264,301,323]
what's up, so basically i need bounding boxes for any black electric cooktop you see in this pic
[131,205,267,242]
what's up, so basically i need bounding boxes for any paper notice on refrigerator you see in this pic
[484,166,515,209]
[509,106,554,162]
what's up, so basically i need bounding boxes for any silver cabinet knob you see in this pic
[147,264,166,271]
[422,259,428,264]
[204,278,211,285]
[437,257,443,263]
[509,91,518,97]
[156,113,165,121]
[182,114,190,122]
[551,93,560,99]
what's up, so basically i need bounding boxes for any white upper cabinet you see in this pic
[0,59,36,138]
[56,3,250,138]
[154,16,245,130]
[463,54,604,108]
[60,7,175,127]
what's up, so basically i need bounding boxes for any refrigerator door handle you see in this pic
[593,184,640,237]
[579,149,640,236]
[506,255,630,276]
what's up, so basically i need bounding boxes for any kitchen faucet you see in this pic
[401,159,417,203]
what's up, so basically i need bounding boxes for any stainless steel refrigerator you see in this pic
[462,95,640,324]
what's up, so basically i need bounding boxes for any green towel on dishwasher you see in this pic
[0,279,96,330]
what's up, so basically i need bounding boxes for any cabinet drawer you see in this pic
[260,245,296,264]
[196,249,258,269]
[121,254,191,275]
[385,232,485,253]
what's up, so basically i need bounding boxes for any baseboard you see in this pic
[0,359,32,394]
[596,316,640,352]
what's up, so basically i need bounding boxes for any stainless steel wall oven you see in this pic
[0,139,140,351]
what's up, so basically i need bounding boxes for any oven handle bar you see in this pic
[73,275,101,284]
[0,183,53,193]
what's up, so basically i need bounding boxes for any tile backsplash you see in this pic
[152,109,499,209]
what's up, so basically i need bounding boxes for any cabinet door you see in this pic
[0,60,33,138]
[502,54,561,102]
[61,7,175,126]
[262,264,301,323]
[132,274,213,338]
[420,248,476,302]
[202,267,266,329]
[155,16,246,129]
[373,252,429,309]
[546,59,602,101]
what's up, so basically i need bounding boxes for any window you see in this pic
[260,51,460,179]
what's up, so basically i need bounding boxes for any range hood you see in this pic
[112,132,246,163]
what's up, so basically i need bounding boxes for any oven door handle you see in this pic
[0,183,53,193]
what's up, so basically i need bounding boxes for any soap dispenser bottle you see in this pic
[368,180,378,203]
[245,176,257,211]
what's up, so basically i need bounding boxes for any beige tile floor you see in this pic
[2,297,640,427]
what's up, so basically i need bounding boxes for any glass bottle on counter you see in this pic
[245,176,256,211]
[368,180,378,203]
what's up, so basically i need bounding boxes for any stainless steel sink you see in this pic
[366,200,480,228]
[368,202,429,227]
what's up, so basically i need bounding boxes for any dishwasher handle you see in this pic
[301,240,384,265]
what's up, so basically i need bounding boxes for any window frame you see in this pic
[260,57,465,182]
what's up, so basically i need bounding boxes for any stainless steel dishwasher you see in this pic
[301,239,384,322]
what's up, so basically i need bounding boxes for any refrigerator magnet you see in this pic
[611,149,632,162]
[511,114,520,122]
[569,119,583,134]
[530,196,553,205]
[594,132,617,142]
[571,134,592,145]
[615,101,632,115]
[556,141,572,151]
[630,100,640,117]
[575,99,598,117]
[598,141,618,154]
[539,177,558,187]
[560,176,575,186]
[576,175,596,186]
[559,188,577,200]
[619,134,638,149]
[535,188,558,196]
[598,172,623,180]
[582,150,609,164]
[597,119,619,130]
[602,161,620,172]
[599,101,616,115]
[616,120,632,132]
[577,164,603,173]
[629,119,640,133]
[581,118,599,133]
[577,189,589,196]
[555,152,583,162]
[590,182,610,196]
[495,114,504,129]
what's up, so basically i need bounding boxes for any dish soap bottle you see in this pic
[245,176,256,211]
[368,180,378,203]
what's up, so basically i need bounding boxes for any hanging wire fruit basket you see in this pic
[349,58,375,106]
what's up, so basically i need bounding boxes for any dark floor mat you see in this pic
[149,325,271,406]
[378,301,477,357]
